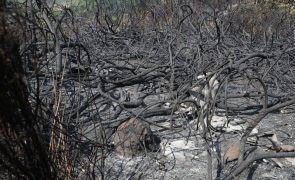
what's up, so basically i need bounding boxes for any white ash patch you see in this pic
[160,138,202,161]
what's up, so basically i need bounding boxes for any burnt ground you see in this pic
[77,111,295,180]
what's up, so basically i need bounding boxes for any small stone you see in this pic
[112,117,160,156]
[280,145,295,152]
[224,143,240,163]
[285,157,295,166]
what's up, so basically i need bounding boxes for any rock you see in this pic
[269,134,283,151]
[250,127,258,136]
[223,143,240,163]
[285,157,295,166]
[280,144,295,152]
[211,115,227,129]
[225,124,243,133]
[112,117,160,156]
[271,158,284,168]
